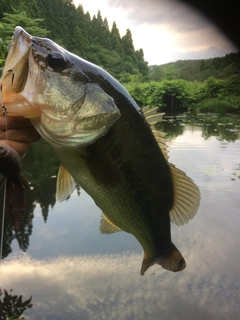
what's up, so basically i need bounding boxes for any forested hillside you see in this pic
[0,0,148,80]
[0,0,239,114]
[125,51,240,114]
[149,52,240,82]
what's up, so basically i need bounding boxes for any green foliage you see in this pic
[195,96,240,114]
[0,288,32,319]
[0,11,49,39]
[193,74,240,113]
[0,0,239,114]
[125,79,199,111]
[126,70,240,114]
[199,76,227,98]
[0,10,49,71]
[0,37,9,66]
[0,0,147,80]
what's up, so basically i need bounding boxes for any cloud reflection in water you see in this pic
[1,115,240,320]
[1,224,240,320]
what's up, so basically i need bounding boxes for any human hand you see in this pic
[0,115,40,158]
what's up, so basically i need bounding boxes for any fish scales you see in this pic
[51,91,174,259]
[0,27,200,275]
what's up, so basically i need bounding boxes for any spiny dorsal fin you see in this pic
[142,106,169,161]
[56,164,76,202]
[99,213,122,234]
[169,163,200,226]
[142,106,200,224]
[142,106,165,125]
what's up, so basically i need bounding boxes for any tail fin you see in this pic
[140,245,186,276]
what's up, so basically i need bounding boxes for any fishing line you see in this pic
[0,83,8,268]
[0,84,8,139]
[0,177,7,263]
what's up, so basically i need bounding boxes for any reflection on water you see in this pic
[0,288,32,319]
[1,113,240,319]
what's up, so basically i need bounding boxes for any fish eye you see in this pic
[47,51,66,70]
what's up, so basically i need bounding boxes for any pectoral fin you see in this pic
[169,163,200,226]
[99,213,122,234]
[56,164,76,202]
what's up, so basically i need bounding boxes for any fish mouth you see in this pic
[2,27,31,92]
[0,27,41,118]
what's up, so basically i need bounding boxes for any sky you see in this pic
[72,0,238,65]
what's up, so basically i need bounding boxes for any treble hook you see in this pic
[1,105,7,116]
[7,68,15,85]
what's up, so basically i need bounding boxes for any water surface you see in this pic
[1,113,240,320]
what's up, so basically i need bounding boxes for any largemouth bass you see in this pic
[0,27,200,275]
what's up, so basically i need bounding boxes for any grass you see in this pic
[195,97,240,114]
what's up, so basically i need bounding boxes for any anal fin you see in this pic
[99,213,122,234]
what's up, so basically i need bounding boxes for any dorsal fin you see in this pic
[142,106,200,225]
[142,106,169,160]
[99,213,122,234]
[169,163,200,226]
[142,106,165,125]
[56,164,76,202]
[143,106,200,225]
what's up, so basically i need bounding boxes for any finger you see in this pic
[0,140,29,158]
[0,116,33,129]
[0,127,40,144]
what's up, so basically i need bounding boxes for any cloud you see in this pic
[107,0,210,32]
[104,0,238,64]
[169,45,238,62]
[73,0,237,64]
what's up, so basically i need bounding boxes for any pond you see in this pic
[1,112,240,320]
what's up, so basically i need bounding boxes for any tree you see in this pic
[110,21,122,52]
[121,29,135,57]
[0,11,49,40]
[0,10,49,71]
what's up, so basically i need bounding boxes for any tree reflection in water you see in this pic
[0,113,239,260]
[0,140,59,259]
[0,288,32,319]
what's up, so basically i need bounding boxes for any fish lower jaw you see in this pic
[3,102,41,118]
[0,87,41,118]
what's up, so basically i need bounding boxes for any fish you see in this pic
[0,144,30,228]
[0,27,200,275]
